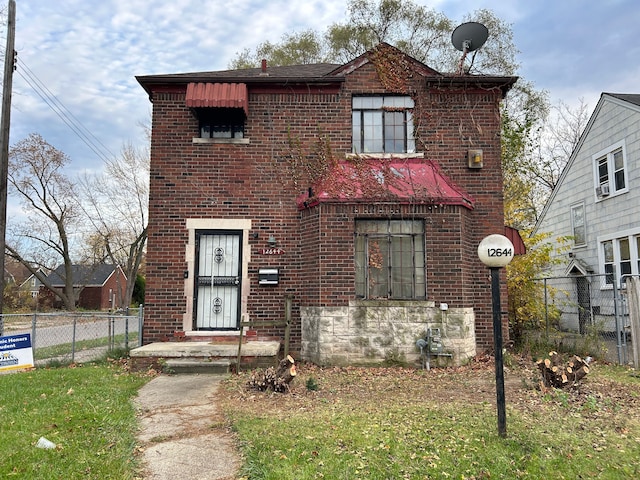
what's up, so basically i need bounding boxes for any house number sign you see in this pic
[477,234,514,268]
[259,247,285,255]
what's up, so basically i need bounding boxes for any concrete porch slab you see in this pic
[130,341,281,358]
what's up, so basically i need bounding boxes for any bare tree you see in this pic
[534,98,590,192]
[6,133,81,310]
[77,141,149,308]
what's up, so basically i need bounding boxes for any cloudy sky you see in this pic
[4,0,638,176]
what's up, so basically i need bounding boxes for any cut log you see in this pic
[537,352,590,389]
[247,355,297,393]
[276,355,295,377]
[572,365,589,383]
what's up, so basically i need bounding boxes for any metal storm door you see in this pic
[195,231,241,330]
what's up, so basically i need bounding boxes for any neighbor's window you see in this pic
[196,107,245,139]
[600,230,640,286]
[355,219,425,299]
[352,96,415,154]
[593,141,627,198]
[570,203,586,246]
[637,236,640,274]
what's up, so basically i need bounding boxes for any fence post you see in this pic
[71,316,77,363]
[613,267,625,364]
[627,277,640,369]
[284,295,292,359]
[31,312,37,357]
[124,307,129,349]
[138,305,143,347]
[110,317,115,351]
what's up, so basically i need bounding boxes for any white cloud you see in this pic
[5,0,639,175]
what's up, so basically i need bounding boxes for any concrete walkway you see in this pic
[134,374,241,480]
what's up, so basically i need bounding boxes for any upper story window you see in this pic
[593,141,627,199]
[352,96,415,154]
[196,107,245,139]
[186,82,249,143]
[354,219,425,299]
[570,203,586,247]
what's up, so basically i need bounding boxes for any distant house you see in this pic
[534,93,640,331]
[136,43,517,365]
[43,264,127,310]
[21,270,46,299]
[3,258,45,298]
[4,258,30,288]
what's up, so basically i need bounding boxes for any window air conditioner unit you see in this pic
[596,183,610,197]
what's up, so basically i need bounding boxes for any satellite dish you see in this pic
[452,22,488,74]
[451,22,489,52]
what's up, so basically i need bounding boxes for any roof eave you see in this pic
[427,75,519,97]
[136,75,345,98]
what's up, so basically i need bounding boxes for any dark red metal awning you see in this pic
[297,159,475,210]
[185,82,248,115]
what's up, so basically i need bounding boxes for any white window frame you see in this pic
[570,202,586,247]
[597,227,640,288]
[592,140,628,201]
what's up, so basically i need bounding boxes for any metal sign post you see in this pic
[478,234,515,438]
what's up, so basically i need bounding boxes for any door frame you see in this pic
[183,218,252,336]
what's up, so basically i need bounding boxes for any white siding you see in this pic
[536,95,640,281]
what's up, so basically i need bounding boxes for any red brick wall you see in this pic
[143,58,509,352]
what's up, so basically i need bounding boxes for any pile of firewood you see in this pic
[246,355,297,393]
[536,351,591,389]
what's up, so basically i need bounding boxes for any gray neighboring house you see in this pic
[3,259,45,298]
[21,270,46,298]
[534,93,640,330]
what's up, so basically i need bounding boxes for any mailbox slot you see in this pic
[258,268,279,285]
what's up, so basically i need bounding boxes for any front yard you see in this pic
[219,354,640,479]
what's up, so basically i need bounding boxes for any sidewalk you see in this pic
[134,373,241,480]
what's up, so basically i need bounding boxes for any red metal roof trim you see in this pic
[297,158,475,210]
[185,82,248,115]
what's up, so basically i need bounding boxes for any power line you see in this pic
[15,57,116,163]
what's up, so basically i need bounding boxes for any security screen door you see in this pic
[194,231,241,330]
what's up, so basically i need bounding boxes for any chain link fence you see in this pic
[1,307,143,365]
[532,274,635,364]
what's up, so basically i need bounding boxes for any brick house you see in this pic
[43,264,127,310]
[136,43,517,366]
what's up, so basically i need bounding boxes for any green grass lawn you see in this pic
[220,358,640,479]
[0,360,150,479]
[2,353,640,479]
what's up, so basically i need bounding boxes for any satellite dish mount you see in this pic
[451,22,488,74]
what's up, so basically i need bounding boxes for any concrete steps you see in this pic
[163,358,233,374]
[129,340,281,373]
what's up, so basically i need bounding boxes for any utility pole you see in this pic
[0,0,16,336]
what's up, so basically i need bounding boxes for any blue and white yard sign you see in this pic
[0,333,34,372]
